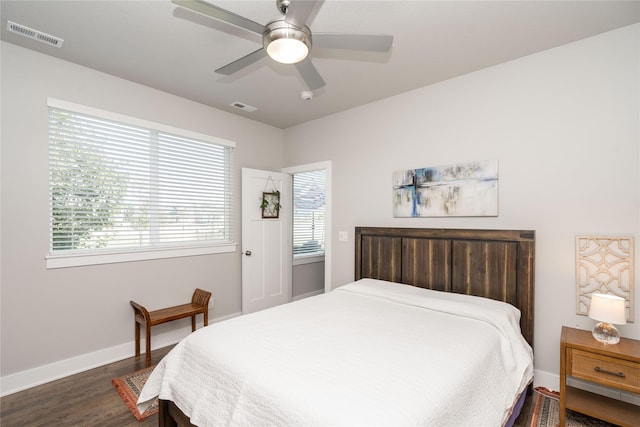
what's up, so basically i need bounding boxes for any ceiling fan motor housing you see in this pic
[263,18,312,64]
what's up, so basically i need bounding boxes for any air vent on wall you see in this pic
[230,102,258,113]
[7,21,64,48]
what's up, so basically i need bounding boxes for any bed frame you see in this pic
[354,227,535,348]
[159,227,535,426]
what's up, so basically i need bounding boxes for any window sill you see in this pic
[46,243,237,269]
[293,254,325,266]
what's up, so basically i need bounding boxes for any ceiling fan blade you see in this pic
[295,58,325,90]
[313,34,393,52]
[285,0,324,28]
[215,48,267,75]
[172,0,265,35]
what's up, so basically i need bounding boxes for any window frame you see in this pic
[45,98,236,269]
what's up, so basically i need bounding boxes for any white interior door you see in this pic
[241,168,292,314]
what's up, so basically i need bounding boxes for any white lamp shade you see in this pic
[588,293,627,325]
[266,38,309,64]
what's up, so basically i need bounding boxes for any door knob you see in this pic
[243,250,252,256]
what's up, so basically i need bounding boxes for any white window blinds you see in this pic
[293,169,326,257]
[48,101,234,257]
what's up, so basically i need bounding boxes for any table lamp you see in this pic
[588,293,627,344]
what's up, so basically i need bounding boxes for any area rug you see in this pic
[112,365,157,421]
[531,387,619,427]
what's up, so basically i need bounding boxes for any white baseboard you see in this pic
[532,368,559,391]
[0,312,241,397]
[292,289,324,301]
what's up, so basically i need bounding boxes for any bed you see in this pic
[139,227,535,427]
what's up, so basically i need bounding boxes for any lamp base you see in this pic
[592,322,620,344]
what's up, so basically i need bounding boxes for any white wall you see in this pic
[283,24,640,389]
[0,42,284,393]
[293,261,324,298]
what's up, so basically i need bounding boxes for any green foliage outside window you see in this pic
[50,138,128,251]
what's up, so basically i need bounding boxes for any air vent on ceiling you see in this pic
[7,21,64,48]
[230,102,258,113]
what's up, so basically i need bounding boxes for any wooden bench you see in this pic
[130,288,212,367]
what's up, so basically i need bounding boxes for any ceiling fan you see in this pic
[172,0,394,90]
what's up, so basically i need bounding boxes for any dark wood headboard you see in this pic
[354,227,535,348]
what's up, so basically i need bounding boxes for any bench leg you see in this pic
[145,324,152,367]
[204,309,208,327]
[191,315,196,332]
[134,321,141,358]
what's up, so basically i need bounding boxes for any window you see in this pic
[47,99,235,268]
[292,169,326,259]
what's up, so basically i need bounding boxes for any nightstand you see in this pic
[560,326,640,427]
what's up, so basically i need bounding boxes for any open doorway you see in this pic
[283,161,332,296]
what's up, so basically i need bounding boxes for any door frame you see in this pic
[282,160,332,293]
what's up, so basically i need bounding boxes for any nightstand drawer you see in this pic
[570,349,640,393]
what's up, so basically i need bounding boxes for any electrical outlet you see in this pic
[208,298,214,308]
[339,231,348,242]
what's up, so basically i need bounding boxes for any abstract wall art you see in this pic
[393,160,498,217]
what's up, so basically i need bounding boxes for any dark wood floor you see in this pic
[0,346,173,427]
[1,345,535,426]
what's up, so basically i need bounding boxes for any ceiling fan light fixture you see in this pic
[267,38,308,64]
[263,19,311,64]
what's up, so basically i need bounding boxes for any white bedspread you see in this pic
[138,278,533,426]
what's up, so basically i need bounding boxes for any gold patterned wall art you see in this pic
[576,236,634,322]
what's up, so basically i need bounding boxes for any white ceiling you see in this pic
[2,1,639,129]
